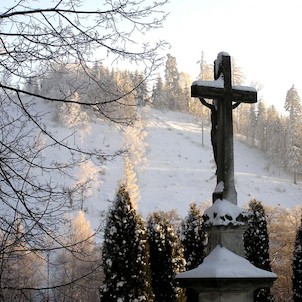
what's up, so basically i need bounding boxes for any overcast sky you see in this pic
[152,0,302,113]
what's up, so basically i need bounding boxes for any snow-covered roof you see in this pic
[204,199,248,226]
[176,245,277,279]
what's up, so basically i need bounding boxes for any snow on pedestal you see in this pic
[203,198,248,226]
[177,245,276,279]
[203,199,249,256]
[176,245,277,302]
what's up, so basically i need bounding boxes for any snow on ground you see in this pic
[42,106,301,231]
[133,108,302,217]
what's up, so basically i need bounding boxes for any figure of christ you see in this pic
[199,97,240,172]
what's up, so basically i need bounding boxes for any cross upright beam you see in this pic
[192,52,257,205]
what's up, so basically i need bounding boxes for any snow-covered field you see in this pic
[72,107,302,231]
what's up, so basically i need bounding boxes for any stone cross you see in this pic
[192,52,257,205]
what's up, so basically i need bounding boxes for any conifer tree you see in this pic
[100,185,153,301]
[244,199,274,302]
[255,100,268,152]
[292,215,302,301]
[284,85,302,182]
[152,75,167,110]
[164,54,184,111]
[247,104,257,146]
[181,203,207,269]
[198,52,213,81]
[181,203,207,302]
[132,71,150,107]
[147,211,185,302]
[265,105,285,166]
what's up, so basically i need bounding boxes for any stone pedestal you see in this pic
[207,225,247,257]
[176,245,277,302]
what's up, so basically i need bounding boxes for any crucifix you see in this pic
[192,52,257,205]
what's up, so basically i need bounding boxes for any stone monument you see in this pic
[176,52,276,302]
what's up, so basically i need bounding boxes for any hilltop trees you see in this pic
[152,54,190,112]
[232,84,302,180]
[100,185,153,301]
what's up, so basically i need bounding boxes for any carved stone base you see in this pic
[207,225,247,257]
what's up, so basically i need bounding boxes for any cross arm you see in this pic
[191,82,257,104]
[232,85,257,103]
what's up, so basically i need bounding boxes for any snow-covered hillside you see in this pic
[34,102,301,232]
[79,107,301,230]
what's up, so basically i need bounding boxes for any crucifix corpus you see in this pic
[192,52,257,205]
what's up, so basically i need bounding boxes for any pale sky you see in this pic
[152,0,302,113]
[2,0,302,113]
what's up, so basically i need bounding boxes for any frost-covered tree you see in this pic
[266,205,297,301]
[288,145,301,184]
[244,199,274,302]
[123,115,148,167]
[285,85,302,120]
[233,102,250,136]
[52,211,102,301]
[0,218,45,301]
[72,160,101,210]
[253,205,302,301]
[164,54,184,111]
[198,52,213,81]
[152,75,167,110]
[292,215,302,302]
[255,100,268,151]
[113,70,137,120]
[132,71,150,107]
[100,185,153,301]
[284,86,302,182]
[58,92,90,128]
[147,211,185,302]
[247,104,257,146]
[231,57,245,86]
[123,156,140,209]
[265,105,286,166]
[123,114,148,208]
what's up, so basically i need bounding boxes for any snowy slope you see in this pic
[134,108,301,217]
[37,105,301,230]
